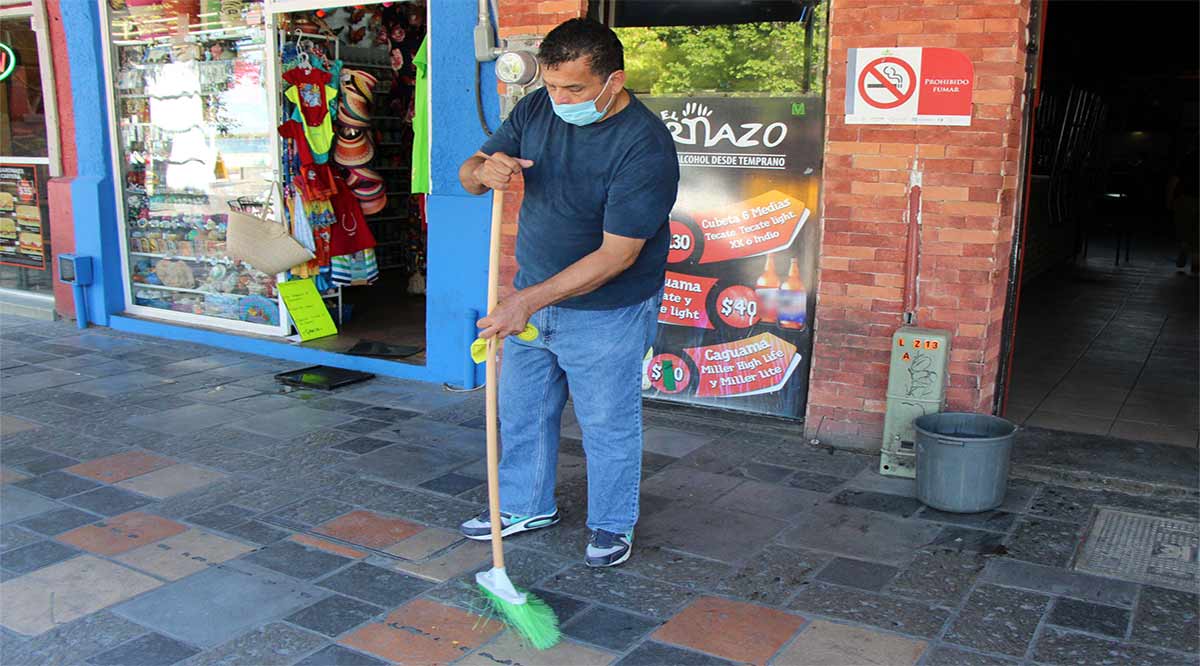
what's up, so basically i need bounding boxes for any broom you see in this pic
[474,187,561,649]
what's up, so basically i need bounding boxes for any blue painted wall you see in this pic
[427,0,502,387]
[62,0,121,327]
[69,0,501,386]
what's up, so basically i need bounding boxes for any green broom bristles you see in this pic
[478,583,561,650]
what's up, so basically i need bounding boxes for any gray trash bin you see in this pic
[913,412,1017,513]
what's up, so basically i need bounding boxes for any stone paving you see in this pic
[0,315,1197,665]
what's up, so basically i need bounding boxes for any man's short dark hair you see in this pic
[537,18,624,78]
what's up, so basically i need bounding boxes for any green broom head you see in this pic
[476,567,560,650]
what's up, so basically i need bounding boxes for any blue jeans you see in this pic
[498,290,661,534]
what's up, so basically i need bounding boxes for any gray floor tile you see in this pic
[352,406,421,423]
[188,504,259,531]
[619,545,734,592]
[830,488,924,517]
[284,594,383,637]
[1048,598,1131,639]
[714,544,828,606]
[979,558,1139,607]
[1,539,79,574]
[69,372,173,398]
[780,504,942,564]
[1,524,42,552]
[243,540,353,581]
[418,472,484,496]
[128,403,249,436]
[888,550,986,606]
[336,441,469,486]
[267,498,355,529]
[233,406,354,439]
[62,486,154,516]
[331,436,396,458]
[183,622,326,666]
[316,562,434,607]
[844,468,919,498]
[113,560,325,648]
[921,646,1020,666]
[916,507,1016,533]
[635,503,785,563]
[815,556,900,592]
[563,605,660,651]
[15,453,81,476]
[12,471,102,500]
[1,486,62,524]
[528,588,591,624]
[615,642,736,666]
[945,584,1051,657]
[925,526,1007,555]
[223,520,292,545]
[640,467,743,504]
[641,427,715,458]
[0,611,145,666]
[387,418,486,459]
[1005,518,1084,568]
[294,645,387,666]
[788,582,950,638]
[1032,627,1191,666]
[15,507,101,536]
[1131,586,1199,653]
[86,632,200,666]
[336,419,392,435]
[786,470,849,493]
[544,564,695,619]
[713,480,824,521]
[0,369,90,395]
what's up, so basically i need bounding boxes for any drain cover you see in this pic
[1074,508,1199,592]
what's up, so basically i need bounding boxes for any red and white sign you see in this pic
[659,271,717,329]
[685,332,802,399]
[693,190,809,265]
[846,47,974,126]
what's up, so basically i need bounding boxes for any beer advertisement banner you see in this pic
[641,96,823,419]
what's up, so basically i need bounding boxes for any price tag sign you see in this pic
[278,278,337,341]
[717,285,761,328]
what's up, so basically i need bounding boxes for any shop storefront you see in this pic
[0,0,63,317]
[57,0,501,387]
[52,0,1035,449]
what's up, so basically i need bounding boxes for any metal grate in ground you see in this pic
[1074,507,1199,592]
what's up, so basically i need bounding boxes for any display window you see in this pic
[103,0,286,334]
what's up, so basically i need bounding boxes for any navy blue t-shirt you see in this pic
[480,87,679,310]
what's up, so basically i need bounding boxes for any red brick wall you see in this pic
[805,0,1033,448]
[494,1,588,299]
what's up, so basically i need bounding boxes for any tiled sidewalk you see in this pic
[1,315,1197,665]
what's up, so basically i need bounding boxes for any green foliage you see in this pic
[616,6,828,97]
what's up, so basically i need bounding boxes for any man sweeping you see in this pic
[458,18,679,568]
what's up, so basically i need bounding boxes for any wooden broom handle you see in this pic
[485,188,505,570]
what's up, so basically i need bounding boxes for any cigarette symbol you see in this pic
[867,65,905,89]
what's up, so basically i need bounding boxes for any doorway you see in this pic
[1000,0,1199,448]
[274,2,429,363]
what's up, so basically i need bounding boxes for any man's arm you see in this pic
[477,232,645,339]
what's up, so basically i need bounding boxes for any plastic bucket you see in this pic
[914,412,1017,513]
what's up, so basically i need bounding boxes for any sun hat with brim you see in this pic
[335,133,374,167]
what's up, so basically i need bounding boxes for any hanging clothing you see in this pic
[331,249,380,286]
[277,120,314,166]
[283,67,339,162]
[328,177,377,257]
[411,36,431,194]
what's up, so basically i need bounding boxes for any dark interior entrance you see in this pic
[999,1,1199,448]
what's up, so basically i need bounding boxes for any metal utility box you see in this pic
[880,327,951,477]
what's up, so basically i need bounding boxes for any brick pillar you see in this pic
[493,1,588,300]
[805,0,1032,448]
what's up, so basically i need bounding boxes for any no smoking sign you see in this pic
[846,47,974,126]
[858,56,916,109]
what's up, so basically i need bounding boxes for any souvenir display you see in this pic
[109,0,281,329]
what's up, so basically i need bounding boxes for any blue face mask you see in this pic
[551,73,617,127]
